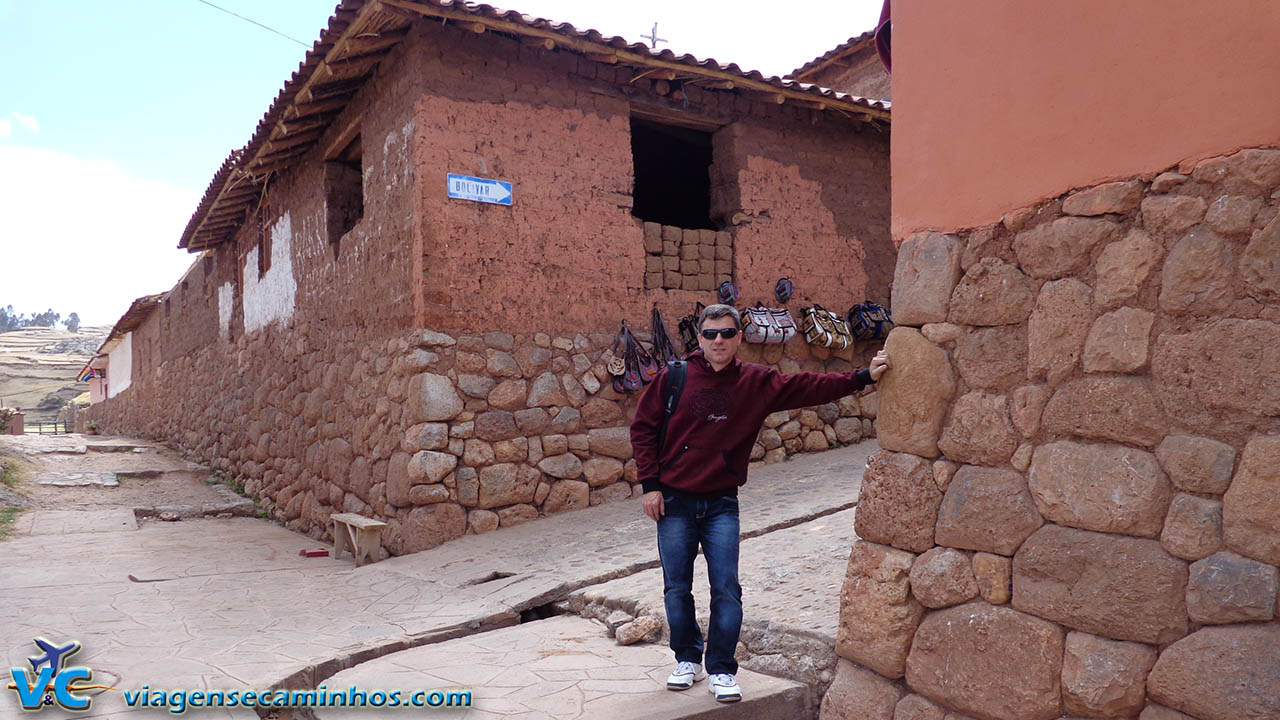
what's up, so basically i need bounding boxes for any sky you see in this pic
[0,0,883,329]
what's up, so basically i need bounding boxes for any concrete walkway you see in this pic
[0,436,874,719]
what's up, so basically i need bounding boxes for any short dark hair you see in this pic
[699,303,741,330]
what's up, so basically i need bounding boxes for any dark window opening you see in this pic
[256,207,271,278]
[325,135,364,257]
[630,118,714,229]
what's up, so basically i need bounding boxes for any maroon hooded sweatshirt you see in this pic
[630,350,874,496]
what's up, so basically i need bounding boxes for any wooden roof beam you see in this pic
[376,0,889,121]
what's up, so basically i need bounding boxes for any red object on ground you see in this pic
[299,548,330,558]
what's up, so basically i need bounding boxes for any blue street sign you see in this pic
[447,173,512,206]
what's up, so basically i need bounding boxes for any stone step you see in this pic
[314,615,809,720]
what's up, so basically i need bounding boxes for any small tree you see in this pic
[29,309,59,328]
[0,306,24,333]
[63,312,81,333]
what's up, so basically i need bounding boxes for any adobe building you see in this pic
[822,2,1280,720]
[83,0,893,555]
[788,31,890,102]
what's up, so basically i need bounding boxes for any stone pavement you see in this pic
[318,616,809,720]
[0,437,874,720]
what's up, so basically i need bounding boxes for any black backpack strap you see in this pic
[656,360,687,455]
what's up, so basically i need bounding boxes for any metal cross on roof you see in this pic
[641,22,667,49]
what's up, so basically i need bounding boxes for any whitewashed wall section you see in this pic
[217,282,234,339]
[106,332,133,398]
[243,212,298,334]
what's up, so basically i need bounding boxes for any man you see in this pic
[630,303,890,703]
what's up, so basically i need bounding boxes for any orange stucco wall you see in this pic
[891,0,1280,238]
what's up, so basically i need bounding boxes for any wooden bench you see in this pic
[330,513,388,567]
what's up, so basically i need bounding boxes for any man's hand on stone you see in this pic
[643,491,665,521]
[870,349,891,381]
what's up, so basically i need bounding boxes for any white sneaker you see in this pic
[708,673,742,702]
[666,661,706,690]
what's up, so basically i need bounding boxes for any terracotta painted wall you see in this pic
[891,0,1280,238]
[403,24,891,333]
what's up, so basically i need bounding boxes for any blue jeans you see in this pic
[656,493,742,675]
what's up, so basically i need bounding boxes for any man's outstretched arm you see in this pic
[766,349,890,412]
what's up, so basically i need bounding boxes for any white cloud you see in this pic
[0,146,201,329]
[0,117,10,138]
[11,112,39,133]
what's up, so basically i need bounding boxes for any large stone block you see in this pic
[389,502,466,553]
[1190,147,1280,195]
[1160,493,1223,561]
[1154,435,1237,494]
[407,450,457,485]
[486,379,528,411]
[543,479,589,514]
[1014,216,1117,278]
[1083,307,1155,374]
[948,258,1037,326]
[856,451,943,553]
[1062,180,1145,216]
[909,547,979,609]
[1012,525,1188,644]
[1028,278,1094,384]
[1204,194,1262,236]
[836,540,924,679]
[1223,435,1280,565]
[405,372,464,423]
[905,602,1064,720]
[1040,378,1168,447]
[1151,320,1280,438]
[474,411,520,441]
[1241,214,1280,301]
[1141,195,1207,235]
[952,325,1028,391]
[820,659,906,720]
[1159,228,1235,315]
[1028,441,1173,538]
[476,463,537,509]
[891,231,964,326]
[526,371,568,407]
[877,328,956,458]
[1094,229,1162,309]
[1147,624,1280,720]
[538,453,584,480]
[935,466,1043,556]
[1061,631,1157,719]
[588,426,633,459]
[938,391,1018,466]
[1186,551,1278,624]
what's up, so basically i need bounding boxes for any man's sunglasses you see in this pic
[700,328,739,340]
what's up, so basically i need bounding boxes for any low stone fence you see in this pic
[84,324,880,556]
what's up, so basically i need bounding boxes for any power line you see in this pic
[192,0,312,49]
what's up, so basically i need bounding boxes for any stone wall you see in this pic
[85,319,879,555]
[822,147,1280,720]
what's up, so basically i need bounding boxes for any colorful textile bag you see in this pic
[847,302,895,342]
[800,304,853,350]
[742,302,797,344]
[677,302,706,355]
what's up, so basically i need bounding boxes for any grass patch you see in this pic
[0,506,23,541]
[1,453,30,488]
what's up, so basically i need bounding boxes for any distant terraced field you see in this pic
[0,327,109,422]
